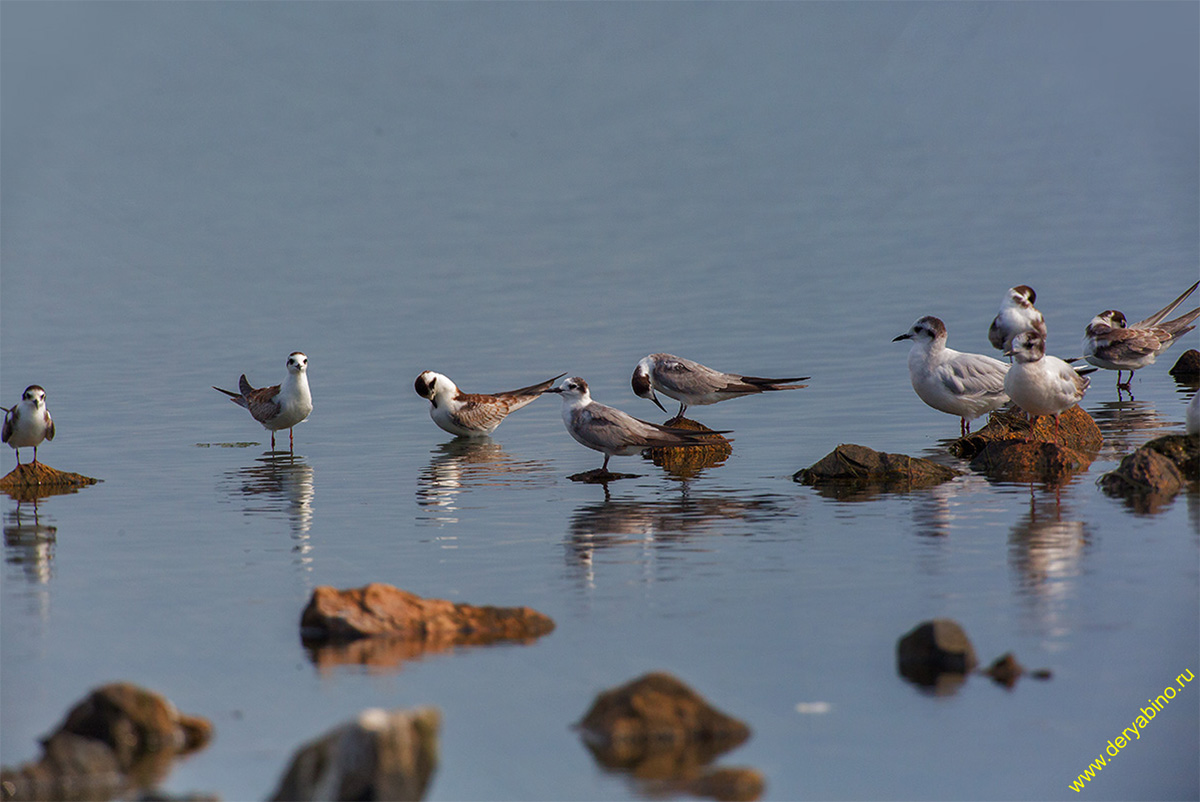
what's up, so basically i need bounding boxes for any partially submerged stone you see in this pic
[1169,349,1200,383]
[300,583,555,650]
[0,682,212,802]
[568,468,639,483]
[643,417,732,478]
[897,619,978,694]
[951,407,1102,461]
[793,443,961,499]
[578,672,759,801]
[984,652,1025,689]
[0,462,100,502]
[969,439,1095,485]
[1100,433,1197,514]
[269,707,440,802]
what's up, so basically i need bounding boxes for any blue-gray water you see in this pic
[2,4,1197,800]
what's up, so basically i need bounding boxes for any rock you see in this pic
[969,439,1094,485]
[951,407,1102,460]
[0,463,100,503]
[897,619,978,694]
[685,767,766,802]
[1142,433,1199,481]
[269,707,440,802]
[1099,446,1186,515]
[1169,349,1200,383]
[0,683,212,802]
[793,443,961,500]
[568,468,639,483]
[984,653,1025,688]
[643,417,732,478]
[299,583,555,647]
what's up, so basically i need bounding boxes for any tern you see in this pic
[2,385,55,464]
[1083,280,1200,388]
[631,353,808,418]
[414,370,565,437]
[214,352,312,453]
[988,285,1046,358]
[1005,331,1090,444]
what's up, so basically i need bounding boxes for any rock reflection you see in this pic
[1008,488,1088,636]
[416,439,552,525]
[4,502,56,597]
[220,454,315,569]
[910,473,996,540]
[1089,397,1173,459]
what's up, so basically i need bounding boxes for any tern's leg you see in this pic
[601,454,611,472]
[677,402,687,418]
[270,431,276,451]
[289,428,294,453]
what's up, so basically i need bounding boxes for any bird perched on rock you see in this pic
[214,352,312,453]
[1005,331,1090,444]
[988,285,1046,358]
[894,316,1010,437]
[631,353,808,419]
[2,385,55,464]
[414,370,564,437]
[547,376,728,475]
[1083,280,1200,389]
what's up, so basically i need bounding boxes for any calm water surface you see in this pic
[2,4,1197,800]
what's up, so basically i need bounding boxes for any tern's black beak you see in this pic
[649,393,668,414]
[892,332,913,342]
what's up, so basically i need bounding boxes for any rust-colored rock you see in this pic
[897,619,978,694]
[984,652,1026,688]
[1169,349,1200,383]
[0,462,100,502]
[269,707,440,802]
[1142,433,1199,481]
[643,417,732,478]
[578,672,759,800]
[300,583,555,647]
[0,683,212,802]
[793,443,961,500]
[950,407,1102,460]
[1100,446,1186,515]
[969,439,1094,485]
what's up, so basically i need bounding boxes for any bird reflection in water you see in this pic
[220,453,315,571]
[565,484,791,589]
[1009,486,1088,638]
[416,439,554,527]
[1089,396,1174,460]
[4,501,56,587]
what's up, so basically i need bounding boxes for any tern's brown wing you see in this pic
[43,412,54,441]
[240,381,282,424]
[1095,327,1166,363]
[451,395,513,432]
[1,409,13,443]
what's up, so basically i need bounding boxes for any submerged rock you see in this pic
[0,683,212,802]
[897,619,978,694]
[793,443,961,499]
[568,468,640,483]
[643,417,733,478]
[577,672,760,801]
[0,463,100,502]
[269,707,440,802]
[1169,349,1200,383]
[984,653,1026,688]
[299,583,554,667]
[1100,433,1197,514]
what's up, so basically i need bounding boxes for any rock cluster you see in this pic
[951,407,1102,484]
[1100,433,1198,514]
[896,619,1051,695]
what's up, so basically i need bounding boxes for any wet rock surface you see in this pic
[0,463,100,502]
[269,707,440,802]
[793,443,962,499]
[644,417,733,478]
[951,408,1102,484]
[568,468,640,483]
[300,583,555,658]
[0,683,212,802]
[1169,348,1200,383]
[578,672,761,801]
[1100,433,1198,514]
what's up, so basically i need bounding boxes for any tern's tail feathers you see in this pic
[237,374,255,397]
[1134,280,1200,328]
[1160,307,1200,337]
[502,373,568,399]
[214,384,250,409]
[738,375,811,392]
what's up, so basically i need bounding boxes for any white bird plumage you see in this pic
[631,353,808,419]
[1083,280,1200,388]
[2,385,55,464]
[414,370,564,437]
[988,285,1047,358]
[214,352,312,452]
[894,316,1010,437]
[1005,331,1090,443]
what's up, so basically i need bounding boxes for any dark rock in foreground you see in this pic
[0,683,212,802]
[897,619,978,694]
[1100,433,1198,515]
[0,462,100,502]
[300,582,554,653]
[269,707,440,802]
[1169,349,1200,383]
[578,672,761,801]
[568,468,640,483]
[793,443,961,499]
